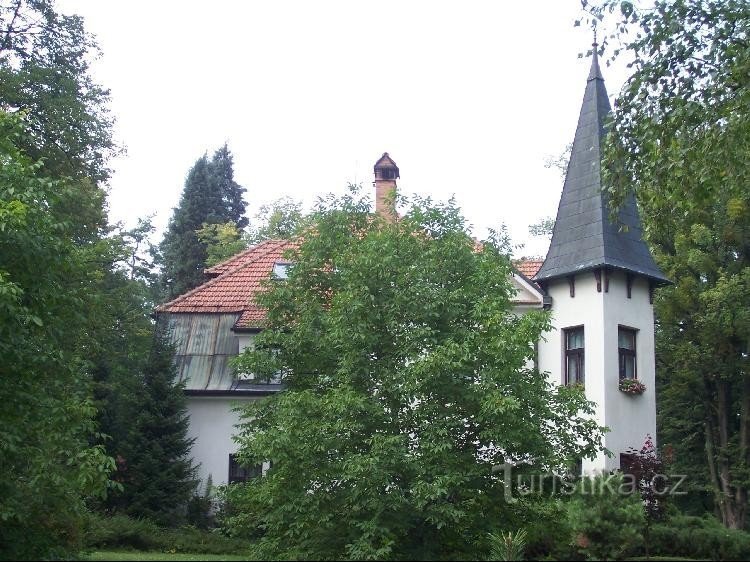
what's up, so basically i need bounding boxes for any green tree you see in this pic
[117,327,198,526]
[247,196,308,244]
[159,145,247,298]
[224,189,604,560]
[528,217,555,239]
[528,144,571,241]
[0,110,114,559]
[88,218,161,504]
[592,0,750,529]
[0,0,116,183]
[0,0,115,246]
[196,197,309,267]
[195,220,249,267]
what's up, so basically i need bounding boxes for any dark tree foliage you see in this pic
[89,220,160,490]
[589,0,750,529]
[210,144,248,230]
[115,327,198,526]
[0,0,116,230]
[159,145,247,298]
[0,111,114,560]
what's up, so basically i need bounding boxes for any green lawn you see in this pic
[85,551,248,561]
[628,556,696,562]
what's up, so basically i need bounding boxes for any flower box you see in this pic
[619,378,646,395]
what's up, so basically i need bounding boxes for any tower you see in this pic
[373,152,399,220]
[534,45,669,473]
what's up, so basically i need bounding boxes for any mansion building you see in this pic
[157,48,667,485]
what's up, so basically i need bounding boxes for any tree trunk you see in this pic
[704,376,748,530]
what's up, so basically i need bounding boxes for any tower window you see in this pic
[618,327,637,380]
[564,326,585,386]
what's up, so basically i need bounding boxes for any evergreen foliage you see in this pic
[116,328,198,526]
[159,145,247,298]
[224,189,604,560]
[89,218,163,513]
[567,474,645,561]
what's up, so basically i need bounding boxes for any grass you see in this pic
[628,556,696,562]
[85,551,248,561]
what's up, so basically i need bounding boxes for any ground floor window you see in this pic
[228,454,262,484]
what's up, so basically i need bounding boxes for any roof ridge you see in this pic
[156,239,293,312]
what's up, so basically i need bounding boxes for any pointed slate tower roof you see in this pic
[535,45,668,285]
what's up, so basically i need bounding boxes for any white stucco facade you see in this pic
[187,395,261,486]
[536,269,657,473]
[182,269,658,486]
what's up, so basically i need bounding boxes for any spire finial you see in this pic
[588,27,603,81]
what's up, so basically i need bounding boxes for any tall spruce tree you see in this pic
[118,327,197,525]
[160,145,247,298]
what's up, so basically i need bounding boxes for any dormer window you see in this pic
[272,261,292,280]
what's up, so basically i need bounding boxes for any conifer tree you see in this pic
[159,145,247,298]
[118,328,197,525]
[210,144,248,229]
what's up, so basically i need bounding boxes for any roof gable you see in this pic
[157,239,297,327]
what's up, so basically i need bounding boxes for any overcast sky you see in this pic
[59,0,631,258]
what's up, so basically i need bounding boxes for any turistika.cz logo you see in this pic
[492,463,687,503]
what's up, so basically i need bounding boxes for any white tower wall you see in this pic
[537,270,657,474]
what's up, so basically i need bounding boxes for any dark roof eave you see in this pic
[231,325,263,333]
[184,388,282,397]
[534,262,671,286]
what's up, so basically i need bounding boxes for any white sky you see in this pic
[59,0,632,258]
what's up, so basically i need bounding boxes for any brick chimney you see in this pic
[373,152,399,221]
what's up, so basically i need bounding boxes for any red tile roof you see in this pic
[159,241,546,331]
[514,258,544,279]
[157,239,298,329]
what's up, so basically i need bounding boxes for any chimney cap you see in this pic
[374,152,399,177]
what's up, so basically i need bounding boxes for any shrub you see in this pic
[518,497,579,560]
[186,475,215,530]
[566,473,645,560]
[83,513,163,551]
[82,513,252,555]
[648,514,750,561]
